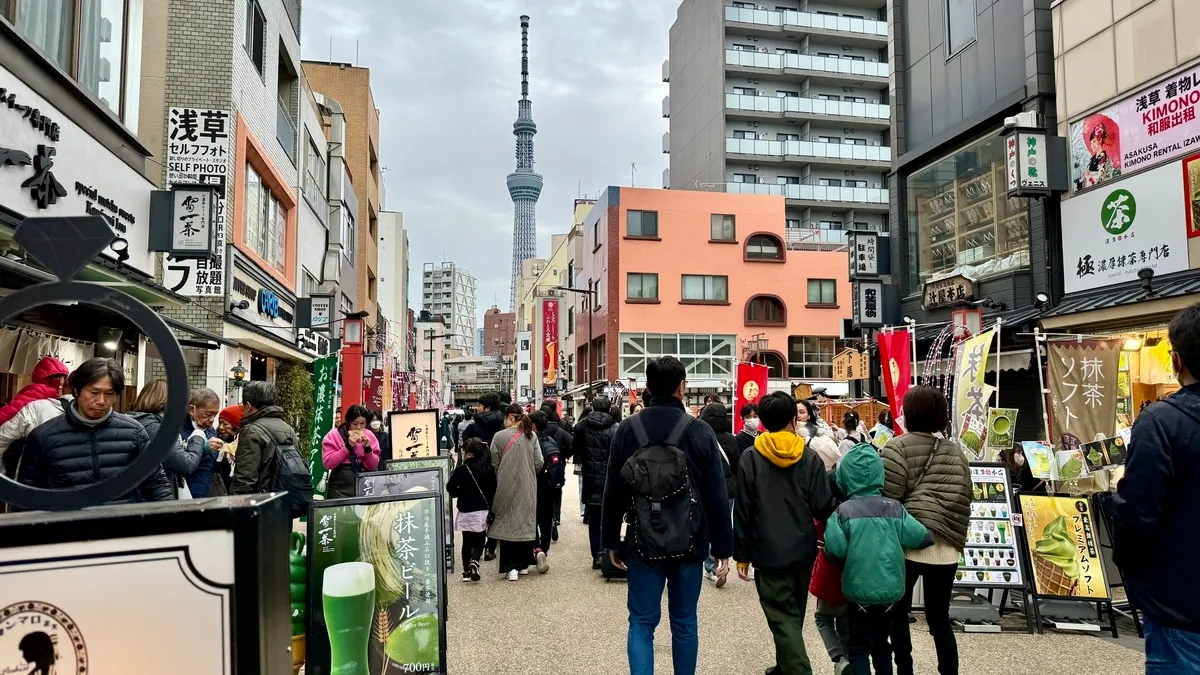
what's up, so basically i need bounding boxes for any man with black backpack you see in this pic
[231,381,312,518]
[601,356,732,675]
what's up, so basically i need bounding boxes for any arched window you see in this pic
[745,295,786,326]
[752,352,786,378]
[745,233,784,261]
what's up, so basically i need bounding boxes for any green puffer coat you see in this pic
[825,444,931,605]
[880,431,972,550]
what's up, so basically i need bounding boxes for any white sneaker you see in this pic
[748,566,756,580]
[519,568,530,575]
[535,550,550,574]
[507,569,519,581]
[703,570,718,582]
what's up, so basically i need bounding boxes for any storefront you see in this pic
[219,247,312,399]
[0,29,225,407]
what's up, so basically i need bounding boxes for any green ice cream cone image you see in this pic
[1033,515,1081,596]
[1059,456,1083,480]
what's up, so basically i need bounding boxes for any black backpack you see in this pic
[539,436,566,490]
[258,423,313,519]
[620,414,706,562]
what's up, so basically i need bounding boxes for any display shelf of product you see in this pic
[955,464,1026,589]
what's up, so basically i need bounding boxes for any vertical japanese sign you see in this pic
[852,280,883,328]
[367,369,385,411]
[307,495,447,675]
[1019,495,1110,600]
[953,328,996,430]
[1047,340,1121,446]
[163,107,231,297]
[541,299,559,392]
[734,362,768,434]
[382,359,394,412]
[1018,132,1048,191]
[877,329,912,433]
[309,355,337,499]
[388,409,439,459]
[1005,134,1020,191]
[847,231,879,277]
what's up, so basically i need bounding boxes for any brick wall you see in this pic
[303,62,381,329]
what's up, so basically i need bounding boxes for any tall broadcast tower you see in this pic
[507,15,542,311]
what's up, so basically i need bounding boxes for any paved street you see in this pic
[446,478,1145,675]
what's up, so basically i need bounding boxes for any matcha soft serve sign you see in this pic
[1061,160,1188,294]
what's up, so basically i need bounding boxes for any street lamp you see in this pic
[229,359,248,388]
[556,285,598,396]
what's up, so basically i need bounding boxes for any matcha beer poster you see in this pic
[1019,495,1110,600]
[308,495,447,674]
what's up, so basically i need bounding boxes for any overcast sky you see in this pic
[300,0,674,321]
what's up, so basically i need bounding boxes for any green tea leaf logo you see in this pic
[1101,188,1136,235]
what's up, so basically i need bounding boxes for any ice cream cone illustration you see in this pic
[1032,515,1082,597]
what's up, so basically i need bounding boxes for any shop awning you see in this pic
[223,322,314,363]
[1040,271,1200,331]
[912,306,1045,343]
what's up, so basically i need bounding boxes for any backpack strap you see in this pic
[629,415,651,448]
[666,413,695,447]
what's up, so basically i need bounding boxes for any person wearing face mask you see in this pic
[322,405,382,499]
[737,402,760,452]
[998,445,1042,495]
[369,410,392,462]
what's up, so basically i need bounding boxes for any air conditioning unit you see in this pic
[872,99,879,103]
[872,141,880,146]
[874,182,881,188]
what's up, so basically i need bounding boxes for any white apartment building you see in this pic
[665,0,890,248]
[421,262,477,356]
[377,210,409,358]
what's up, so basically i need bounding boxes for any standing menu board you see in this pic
[956,464,1025,588]
[307,494,447,675]
[387,457,455,572]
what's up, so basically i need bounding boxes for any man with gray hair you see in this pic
[182,388,222,497]
[230,381,298,496]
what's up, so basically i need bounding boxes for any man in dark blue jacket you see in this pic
[602,356,732,675]
[1113,303,1200,672]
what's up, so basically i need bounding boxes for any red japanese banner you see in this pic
[734,362,769,434]
[877,329,912,433]
[365,368,384,410]
[542,299,559,387]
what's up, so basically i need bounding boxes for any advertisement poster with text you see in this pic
[1070,66,1200,192]
[1019,495,1109,600]
[542,299,559,390]
[307,495,447,675]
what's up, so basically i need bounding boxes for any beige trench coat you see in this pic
[488,426,544,542]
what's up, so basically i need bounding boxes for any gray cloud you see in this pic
[301,0,673,317]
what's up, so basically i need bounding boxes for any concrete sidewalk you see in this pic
[445,478,1144,674]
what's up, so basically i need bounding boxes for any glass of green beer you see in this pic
[323,561,375,675]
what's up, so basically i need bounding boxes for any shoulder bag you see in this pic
[466,464,494,526]
[904,437,941,501]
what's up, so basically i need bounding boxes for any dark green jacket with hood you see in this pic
[826,443,931,605]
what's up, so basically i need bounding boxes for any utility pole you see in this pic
[425,328,456,408]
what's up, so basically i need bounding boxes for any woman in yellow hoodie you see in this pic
[734,391,837,675]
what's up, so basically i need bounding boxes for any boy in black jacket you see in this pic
[734,391,835,675]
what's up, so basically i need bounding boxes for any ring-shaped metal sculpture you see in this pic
[0,281,190,511]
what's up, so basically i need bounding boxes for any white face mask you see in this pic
[370,420,382,431]
[743,418,760,432]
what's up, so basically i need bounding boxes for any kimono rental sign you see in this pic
[162,107,232,297]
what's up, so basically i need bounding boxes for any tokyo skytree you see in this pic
[507,15,542,311]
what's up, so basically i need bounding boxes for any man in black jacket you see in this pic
[736,402,760,452]
[461,393,505,445]
[734,391,835,675]
[699,402,740,586]
[18,358,173,502]
[575,395,617,567]
[1114,304,1200,669]
[602,356,732,675]
[540,400,573,538]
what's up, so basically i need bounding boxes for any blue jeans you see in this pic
[1145,618,1200,674]
[626,558,702,675]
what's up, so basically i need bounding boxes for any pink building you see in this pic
[573,187,852,405]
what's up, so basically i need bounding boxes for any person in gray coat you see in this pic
[129,379,207,498]
[489,403,544,580]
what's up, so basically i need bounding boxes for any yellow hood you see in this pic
[755,431,805,468]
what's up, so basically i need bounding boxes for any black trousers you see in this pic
[552,485,563,524]
[460,530,486,572]
[536,484,555,554]
[891,560,959,675]
[498,540,535,574]
[847,603,894,675]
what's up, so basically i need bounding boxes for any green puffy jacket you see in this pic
[880,431,972,550]
[826,443,932,605]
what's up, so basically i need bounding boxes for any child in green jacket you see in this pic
[825,443,932,675]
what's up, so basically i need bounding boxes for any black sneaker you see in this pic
[484,549,497,561]
[552,524,559,542]
[592,555,603,570]
[469,561,481,582]
[461,572,472,583]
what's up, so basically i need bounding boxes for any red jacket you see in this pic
[809,520,847,605]
[0,357,68,427]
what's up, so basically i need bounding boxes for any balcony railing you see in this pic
[276,98,297,166]
[725,49,889,78]
[725,5,888,37]
[784,226,888,251]
[725,93,889,120]
[725,181,889,205]
[726,137,891,162]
